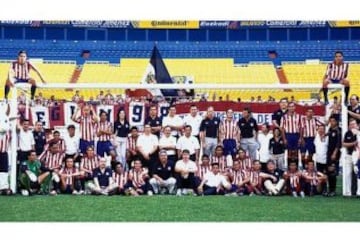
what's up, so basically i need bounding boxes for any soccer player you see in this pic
[126,126,139,169]
[4,50,47,101]
[246,160,263,196]
[211,145,228,172]
[347,95,360,125]
[175,149,198,196]
[238,107,258,161]
[79,145,100,192]
[234,148,252,171]
[219,109,239,157]
[19,151,51,196]
[127,159,151,196]
[96,111,113,157]
[261,160,285,196]
[38,141,64,195]
[72,104,98,155]
[149,150,176,194]
[283,160,304,197]
[280,102,302,162]
[88,157,117,195]
[197,163,231,196]
[199,106,221,156]
[114,109,130,164]
[45,130,66,153]
[302,161,327,196]
[322,51,350,105]
[300,108,323,164]
[112,162,129,195]
[59,157,82,195]
[195,154,212,188]
[227,160,249,196]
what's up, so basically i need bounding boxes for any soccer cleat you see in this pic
[78,190,85,195]
[176,189,182,196]
[72,190,79,195]
[21,189,29,196]
[237,192,244,196]
[328,192,336,197]
[292,191,298,198]
[147,191,153,196]
[249,192,255,197]
[300,191,305,198]
[50,190,57,196]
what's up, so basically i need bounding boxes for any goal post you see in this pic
[9,83,347,195]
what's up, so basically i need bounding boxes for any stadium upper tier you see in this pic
[0,40,359,63]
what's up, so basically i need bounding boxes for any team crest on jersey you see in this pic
[332,132,336,137]
[106,172,109,176]
[156,121,160,124]
[214,121,218,125]
[125,124,129,128]
[168,166,171,171]
[250,123,254,127]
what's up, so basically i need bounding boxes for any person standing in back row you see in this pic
[322,51,350,105]
[200,106,221,157]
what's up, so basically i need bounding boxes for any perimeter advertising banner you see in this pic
[30,101,325,129]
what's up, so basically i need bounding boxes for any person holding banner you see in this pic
[4,50,47,101]
[72,104,98,155]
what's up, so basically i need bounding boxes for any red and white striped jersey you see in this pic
[80,156,100,172]
[303,170,322,186]
[301,116,323,138]
[11,61,33,80]
[95,121,112,141]
[60,167,79,185]
[325,62,349,80]
[126,136,137,151]
[75,115,96,141]
[113,172,128,189]
[196,165,212,180]
[211,155,227,172]
[39,151,64,170]
[281,113,301,134]
[0,132,11,153]
[236,157,252,171]
[249,170,261,185]
[45,139,66,153]
[228,168,247,185]
[221,119,239,140]
[129,168,148,188]
[284,171,301,188]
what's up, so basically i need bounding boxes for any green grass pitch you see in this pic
[0,189,359,222]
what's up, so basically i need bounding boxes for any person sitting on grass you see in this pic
[19,150,51,196]
[112,162,129,195]
[283,160,305,198]
[88,157,117,196]
[126,159,152,196]
[59,157,82,195]
[302,160,327,196]
[197,163,231,196]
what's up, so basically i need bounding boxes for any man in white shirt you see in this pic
[197,163,231,195]
[183,105,202,140]
[313,124,328,174]
[64,124,80,164]
[176,125,200,162]
[136,124,159,170]
[17,119,35,163]
[159,126,177,162]
[257,124,273,170]
[162,106,184,138]
[175,149,198,196]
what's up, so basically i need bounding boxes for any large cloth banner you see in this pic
[27,101,326,129]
